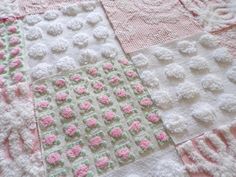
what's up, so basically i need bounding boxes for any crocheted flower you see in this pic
[125,70,137,79]
[96,156,109,169]
[140,97,153,107]
[10,47,20,57]
[103,63,113,71]
[74,164,89,177]
[133,83,144,94]
[98,95,110,105]
[46,152,61,165]
[0,65,5,74]
[65,124,77,137]
[9,58,21,69]
[93,81,104,91]
[89,136,102,148]
[70,74,81,82]
[43,134,57,146]
[75,86,87,95]
[12,72,24,83]
[146,113,160,123]
[109,127,122,138]
[67,145,82,158]
[129,121,141,133]
[56,92,68,102]
[87,67,98,76]
[115,88,127,98]
[116,147,130,160]
[86,118,97,128]
[155,131,169,142]
[139,139,151,150]
[109,76,121,86]
[8,26,17,33]
[40,115,54,128]
[35,84,47,94]
[118,58,129,65]
[104,111,116,121]
[60,107,74,119]
[121,104,133,114]
[37,101,49,109]
[80,101,92,111]
[55,79,66,88]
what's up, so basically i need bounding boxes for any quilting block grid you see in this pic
[130,33,236,144]
[33,59,171,177]
[0,19,28,88]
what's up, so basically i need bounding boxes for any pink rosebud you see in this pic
[8,26,17,33]
[74,164,89,177]
[46,152,61,165]
[121,104,133,114]
[88,67,98,76]
[12,72,23,83]
[0,65,5,74]
[38,101,49,109]
[116,88,127,98]
[139,139,151,150]
[118,58,129,65]
[89,136,102,147]
[147,113,160,123]
[0,51,4,60]
[98,95,110,105]
[75,86,87,95]
[65,124,77,136]
[55,79,66,88]
[96,156,109,169]
[40,116,54,128]
[109,76,120,85]
[93,81,104,90]
[0,40,4,48]
[60,107,73,119]
[43,134,57,145]
[67,145,81,158]
[125,70,137,79]
[133,83,144,94]
[9,36,20,46]
[110,127,122,138]
[80,101,92,111]
[155,131,169,142]
[56,92,68,102]
[10,47,20,57]
[103,63,113,71]
[140,97,153,107]
[86,118,97,128]
[116,147,130,160]
[35,84,47,94]
[104,111,115,121]
[70,74,81,82]
[129,121,141,133]
[9,58,21,69]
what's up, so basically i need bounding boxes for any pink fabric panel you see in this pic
[101,0,202,53]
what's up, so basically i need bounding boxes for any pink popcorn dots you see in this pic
[8,26,17,33]
[98,95,110,105]
[92,81,104,91]
[121,104,133,114]
[12,72,24,83]
[60,107,74,119]
[125,70,137,79]
[37,100,49,109]
[79,101,92,111]
[9,58,21,69]
[138,139,151,151]
[118,58,129,66]
[139,97,153,107]
[146,113,160,124]
[70,74,82,82]
[0,65,5,74]
[86,117,97,128]
[133,83,144,94]
[43,134,57,146]
[56,92,68,102]
[109,76,121,86]
[34,84,47,95]
[103,62,113,72]
[116,147,131,161]
[75,86,87,95]
[95,156,109,170]
[87,67,98,77]
[115,88,127,98]
[67,145,82,159]
[129,121,141,133]
[155,131,169,142]
[55,79,66,88]
[10,47,20,57]
[103,110,116,121]
[9,36,20,46]
[74,164,89,177]
[109,127,122,139]
[40,115,54,128]
[46,152,61,165]
[89,136,102,148]
[65,124,78,137]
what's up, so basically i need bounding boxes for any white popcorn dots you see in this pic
[56,56,77,72]
[87,12,102,25]
[177,41,197,55]
[51,38,69,53]
[47,23,63,36]
[79,49,98,65]
[44,10,59,21]
[191,103,216,123]
[199,34,219,48]
[164,63,185,80]
[73,33,89,48]
[67,18,83,31]
[26,27,42,41]
[164,114,187,134]
[201,75,224,92]
[31,63,55,80]
[218,94,236,113]
[101,44,117,59]
[153,47,174,63]
[131,53,149,68]
[176,82,199,100]
[189,56,209,72]
[140,70,159,88]
[151,91,172,110]
[227,66,236,84]
[93,26,109,40]
[28,43,48,59]
[212,47,233,64]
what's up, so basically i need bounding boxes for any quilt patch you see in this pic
[33,59,171,177]
[131,33,236,144]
